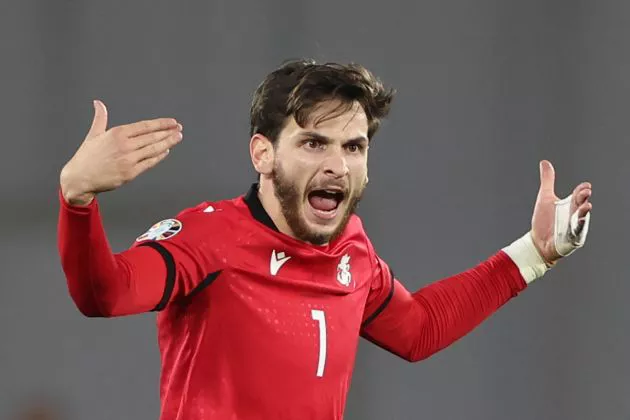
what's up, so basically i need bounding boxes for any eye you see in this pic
[304,139,324,150]
[346,143,364,153]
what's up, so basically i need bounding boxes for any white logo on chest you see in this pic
[270,250,291,276]
[336,254,352,286]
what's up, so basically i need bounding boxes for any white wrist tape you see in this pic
[502,232,549,284]
[554,195,591,257]
[502,195,591,284]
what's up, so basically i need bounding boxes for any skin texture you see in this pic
[250,100,370,245]
[60,100,183,207]
[531,160,592,263]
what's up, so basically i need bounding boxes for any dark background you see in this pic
[1,1,628,419]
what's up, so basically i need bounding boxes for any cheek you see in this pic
[277,156,312,191]
[349,162,368,185]
[293,151,321,169]
[292,155,320,178]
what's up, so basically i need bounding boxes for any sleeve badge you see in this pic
[135,219,183,242]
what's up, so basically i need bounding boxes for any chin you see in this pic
[298,202,348,245]
[298,229,336,246]
[306,224,339,244]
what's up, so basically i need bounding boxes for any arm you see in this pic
[57,191,209,317]
[361,160,593,361]
[58,191,166,316]
[57,100,196,317]
[360,245,529,362]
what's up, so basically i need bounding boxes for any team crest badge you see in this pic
[336,254,352,287]
[135,219,182,242]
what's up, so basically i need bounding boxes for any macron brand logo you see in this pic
[270,250,291,276]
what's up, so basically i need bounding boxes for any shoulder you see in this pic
[338,214,370,243]
[335,214,377,256]
[134,195,248,244]
[175,197,240,221]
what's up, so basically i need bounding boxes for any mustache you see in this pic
[306,181,349,194]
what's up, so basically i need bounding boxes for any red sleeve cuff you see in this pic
[58,187,98,215]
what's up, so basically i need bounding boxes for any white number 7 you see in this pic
[311,309,327,378]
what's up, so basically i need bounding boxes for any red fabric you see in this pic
[57,190,167,316]
[57,188,528,419]
[361,251,527,362]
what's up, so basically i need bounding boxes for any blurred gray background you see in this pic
[1,0,628,419]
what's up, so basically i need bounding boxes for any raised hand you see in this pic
[530,160,593,264]
[60,100,183,206]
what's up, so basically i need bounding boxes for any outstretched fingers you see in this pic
[131,130,183,162]
[122,118,180,138]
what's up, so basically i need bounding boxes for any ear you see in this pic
[250,134,275,175]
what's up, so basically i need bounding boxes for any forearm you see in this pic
[362,251,527,362]
[57,190,166,317]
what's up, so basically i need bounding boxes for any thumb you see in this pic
[86,99,108,138]
[539,159,556,196]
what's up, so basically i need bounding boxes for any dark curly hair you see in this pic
[250,59,395,144]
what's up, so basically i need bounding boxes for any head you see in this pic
[249,59,395,245]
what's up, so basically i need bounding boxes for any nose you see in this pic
[323,151,349,178]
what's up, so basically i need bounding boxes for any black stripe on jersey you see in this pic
[244,183,280,232]
[185,271,222,300]
[138,241,176,312]
[361,268,396,328]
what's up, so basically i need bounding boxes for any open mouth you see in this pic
[307,189,346,219]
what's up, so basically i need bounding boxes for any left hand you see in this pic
[531,160,593,264]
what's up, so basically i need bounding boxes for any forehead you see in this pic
[280,100,369,140]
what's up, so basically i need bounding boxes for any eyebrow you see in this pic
[299,131,369,145]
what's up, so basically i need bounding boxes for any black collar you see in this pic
[244,183,280,232]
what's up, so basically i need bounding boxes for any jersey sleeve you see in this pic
[58,189,226,317]
[360,249,528,362]
[128,204,227,309]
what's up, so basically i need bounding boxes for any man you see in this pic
[57,60,593,419]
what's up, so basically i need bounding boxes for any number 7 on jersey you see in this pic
[311,309,327,378]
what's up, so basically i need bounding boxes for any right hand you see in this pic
[60,100,183,206]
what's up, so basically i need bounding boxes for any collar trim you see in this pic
[243,183,280,232]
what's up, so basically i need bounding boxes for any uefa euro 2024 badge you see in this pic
[135,219,182,242]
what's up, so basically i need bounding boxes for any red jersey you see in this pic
[57,184,527,420]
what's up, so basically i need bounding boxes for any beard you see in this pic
[271,161,365,245]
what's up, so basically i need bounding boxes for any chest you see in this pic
[175,238,375,380]
[217,238,374,331]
